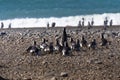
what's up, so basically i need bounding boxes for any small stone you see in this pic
[51,77,57,80]
[94,60,102,64]
[42,61,47,65]
[60,72,68,77]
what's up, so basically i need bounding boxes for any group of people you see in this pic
[78,18,94,28]
[0,22,11,29]
[78,17,113,29]
[26,28,108,56]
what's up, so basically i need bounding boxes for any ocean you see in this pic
[0,0,120,28]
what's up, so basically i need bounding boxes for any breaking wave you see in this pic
[0,13,120,28]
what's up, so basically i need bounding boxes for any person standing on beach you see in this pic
[8,23,11,29]
[1,22,4,29]
[91,18,94,26]
[47,22,49,28]
[104,17,108,29]
[82,18,84,27]
[78,20,82,28]
[109,19,113,27]
[88,21,91,29]
[52,22,56,27]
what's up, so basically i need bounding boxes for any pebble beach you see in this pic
[0,26,120,80]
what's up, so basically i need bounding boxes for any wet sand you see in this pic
[0,26,120,80]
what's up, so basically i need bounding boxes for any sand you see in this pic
[0,26,120,80]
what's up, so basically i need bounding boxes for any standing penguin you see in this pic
[75,39,80,51]
[62,41,70,56]
[100,33,108,46]
[62,28,67,46]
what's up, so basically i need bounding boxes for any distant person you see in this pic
[104,20,107,30]
[47,22,49,28]
[105,17,108,26]
[78,20,82,28]
[1,22,4,29]
[52,22,56,27]
[104,17,108,29]
[82,18,84,27]
[109,19,113,27]
[8,23,11,29]
[91,18,94,26]
[88,21,91,29]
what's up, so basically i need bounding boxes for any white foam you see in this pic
[0,13,120,28]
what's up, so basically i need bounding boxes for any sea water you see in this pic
[0,0,120,28]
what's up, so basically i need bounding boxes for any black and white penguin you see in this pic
[88,39,97,50]
[26,40,40,56]
[40,38,48,50]
[100,33,108,46]
[75,39,80,51]
[44,42,54,54]
[80,35,87,48]
[62,41,70,56]
[62,28,67,46]
[54,39,62,52]
[70,37,76,50]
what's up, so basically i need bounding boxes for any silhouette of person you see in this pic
[78,21,82,28]
[47,22,49,28]
[82,18,84,27]
[110,19,113,27]
[52,22,56,27]
[91,18,94,26]
[1,22,4,29]
[8,23,11,28]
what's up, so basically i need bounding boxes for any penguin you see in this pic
[100,33,108,46]
[54,39,62,52]
[75,39,80,51]
[70,37,76,50]
[62,28,67,46]
[26,40,40,56]
[80,35,87,48]
[40,38,48,50]
[62,41,70,56]
[88,39,97,50]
